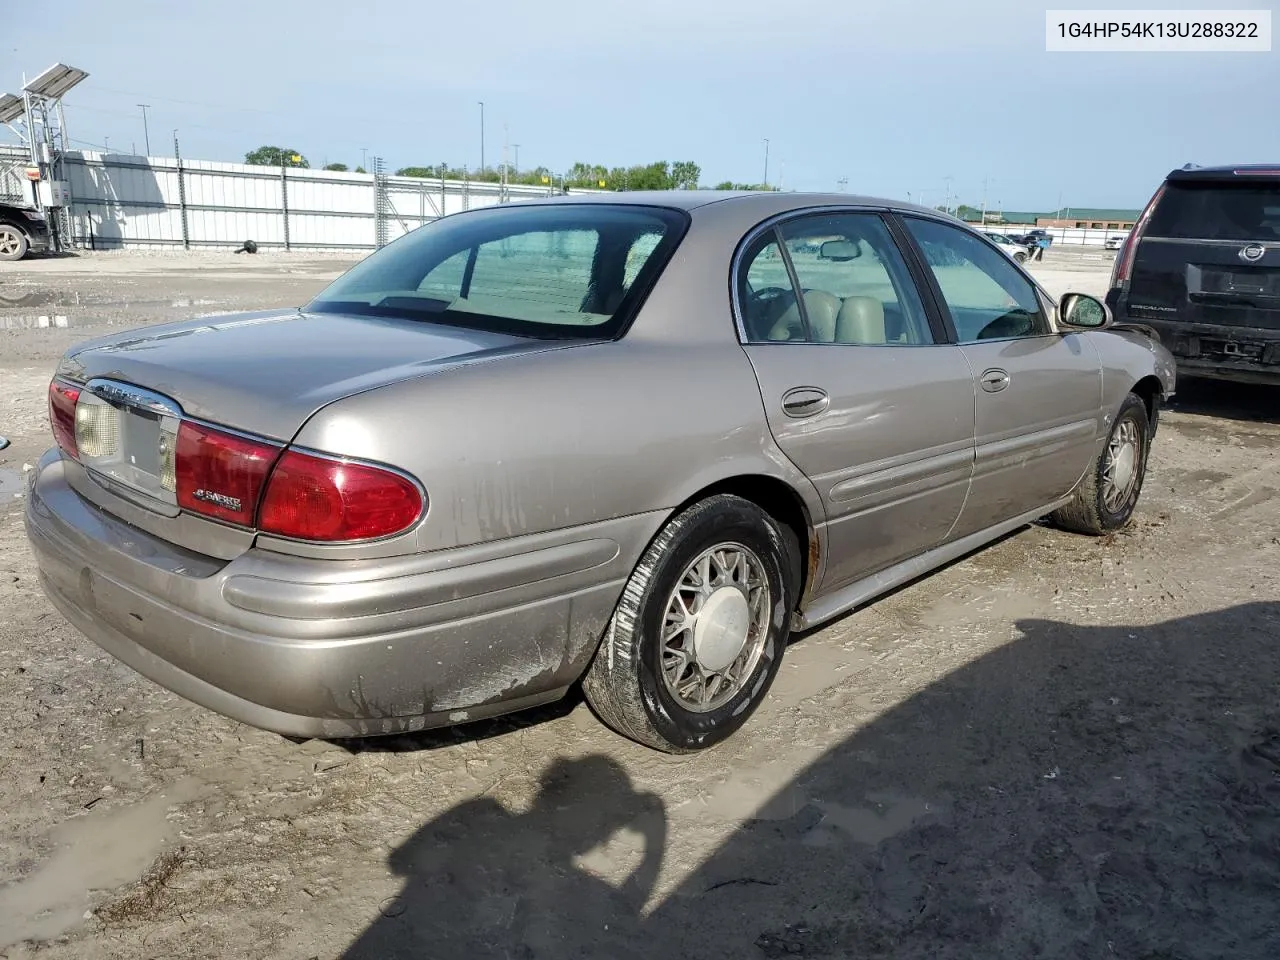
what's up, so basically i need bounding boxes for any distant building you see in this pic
[961,207,1141,230]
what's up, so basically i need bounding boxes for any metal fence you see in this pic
[0,143,587,252]
[1,143,1130,250]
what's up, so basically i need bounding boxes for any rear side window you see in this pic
[1147,181,1280,242]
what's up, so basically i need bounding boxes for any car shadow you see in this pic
[1168,376,1280,425]
[339,601,1280,959]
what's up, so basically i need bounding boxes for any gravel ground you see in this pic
[1,250,1278,960]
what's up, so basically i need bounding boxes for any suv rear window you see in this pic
[1147,180,1280,242]
[308,203,688,340]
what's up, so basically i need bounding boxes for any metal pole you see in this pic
[513,144,519,175]
[441,162,446,218]
[280,157,291,251]
[762,139,769,187]
[478,101,485,173]
[137,104,150,156]
[175,131,190,250]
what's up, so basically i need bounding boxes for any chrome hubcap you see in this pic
[660,543,771,713]
[1103,418,1141,512]
[0,229,20,256]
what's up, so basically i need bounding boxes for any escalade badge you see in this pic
[1239,244,1266,262]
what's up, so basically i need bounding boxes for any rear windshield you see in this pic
[1147,180,1280,242]
[307,203,688,339]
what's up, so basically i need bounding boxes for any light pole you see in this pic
[762,139,769,188]
[513,144,519,175]
[478,101,485,172]
[137,104,150,156]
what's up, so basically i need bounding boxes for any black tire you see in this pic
[582,494,799,753]
[1013,251,1028,263]
[1051,392,1151,535]
[0,222,29,262]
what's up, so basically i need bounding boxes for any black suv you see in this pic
[0,200,52,261]
[1106,164,1280,385]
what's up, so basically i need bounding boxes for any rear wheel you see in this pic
[0,223,29,262]
[582,494,797,753]
[1052,392,1151,535]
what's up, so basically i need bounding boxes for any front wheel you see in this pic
[1013,251,1028,263]
[582,494,797,753]
[1051,392,1151,535]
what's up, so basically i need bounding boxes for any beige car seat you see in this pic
[835,295,887,343]
[767,290,841,341]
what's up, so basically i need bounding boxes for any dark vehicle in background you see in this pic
[0,200,51,261]
[1106,164,1280,385]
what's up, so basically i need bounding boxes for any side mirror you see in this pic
[818,239,862,261]
[1058,292,1112,330]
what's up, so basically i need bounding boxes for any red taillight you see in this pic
[175,421,280,527]
[1111,183,1166,288]
[259,450,423,542]
[48,380,80,457]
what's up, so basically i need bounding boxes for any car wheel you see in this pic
[1051,392,1150,535]
[1013,251,1027,263]
[582,494,798,753]
[0,223,29,262]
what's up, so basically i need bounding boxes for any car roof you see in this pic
[516,189,951,219]
[1166,163,1280,182]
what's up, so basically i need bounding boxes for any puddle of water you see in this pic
[0,777,202,948]
[0,469,23,498]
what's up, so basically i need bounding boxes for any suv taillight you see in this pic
[48,380,80,457]
[259,450,423,542]
[1111,183,1166,289]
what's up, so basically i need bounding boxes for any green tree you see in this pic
[323,162,348,171]
[245,146,309,168]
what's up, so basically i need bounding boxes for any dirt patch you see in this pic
[0,254,1277,959]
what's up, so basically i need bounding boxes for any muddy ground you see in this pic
[1,249,1278,960]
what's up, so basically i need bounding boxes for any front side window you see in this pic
[903,217,1050,343]
[308,204,687,339]
[739,212,934,345]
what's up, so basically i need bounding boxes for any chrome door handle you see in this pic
[979,369,1010,393]
[781,386,830,418]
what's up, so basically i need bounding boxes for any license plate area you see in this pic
[1192,264,1280,299]
[78,379,182,513]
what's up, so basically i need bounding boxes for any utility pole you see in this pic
[980,176,989,224]
[762,139,769,188]
[513,144,519,175]
[943,175,954,214]
[478,101,485,172]
[137,104,150,156]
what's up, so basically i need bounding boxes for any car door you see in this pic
[737,210,976,594]
[898,215,1103,539]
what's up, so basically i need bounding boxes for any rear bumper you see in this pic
[1112,314,1280,386]
[24,450,647,738]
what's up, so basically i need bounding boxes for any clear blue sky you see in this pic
[3,0,1276,210]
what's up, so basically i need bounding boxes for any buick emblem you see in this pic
[1239,244,1266,262]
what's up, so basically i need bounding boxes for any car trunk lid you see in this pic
[61,309,546,439]
[54,309,565,557]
